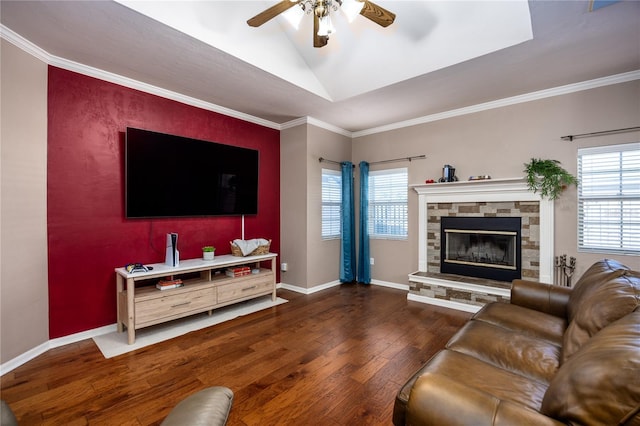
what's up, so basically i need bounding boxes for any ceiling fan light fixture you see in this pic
[341,0,364,22]
[317,13,336,36]
[314,0,328,18]
[247,0,395,48]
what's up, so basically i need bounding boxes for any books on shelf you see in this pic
[225,266,251,278]
[156,278,183,290]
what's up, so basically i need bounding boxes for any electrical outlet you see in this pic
[370,257,374,265]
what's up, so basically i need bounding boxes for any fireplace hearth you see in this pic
[440,216,522,282]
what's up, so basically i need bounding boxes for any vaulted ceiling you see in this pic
[1,1,639,133]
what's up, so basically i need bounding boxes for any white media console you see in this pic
[115,253,277,344]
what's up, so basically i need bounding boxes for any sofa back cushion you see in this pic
[542,309,640,425]
[563,270,640,362]
[566,259,629,321]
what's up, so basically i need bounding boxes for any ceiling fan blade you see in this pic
[247,0,299,27]
[313,13,328,48]
[359,0,396,27]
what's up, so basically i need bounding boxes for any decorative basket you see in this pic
[230,239,271,257]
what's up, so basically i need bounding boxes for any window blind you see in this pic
[368,168,408,239]
[321,169,342,239]
[577,143,640,255]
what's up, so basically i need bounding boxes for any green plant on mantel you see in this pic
[524,158,578,200]
[202,246,216,252]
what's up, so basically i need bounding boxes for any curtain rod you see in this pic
[366,154,427,166]
[561,126,640,141]
[318,157,354,167]
[319,154,426,167]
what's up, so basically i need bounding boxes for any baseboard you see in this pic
[49,324,116,349]
[370,279,409,291]
[407,293,481,313]
[279,280,342,294]
[0,324,117,375]
[0,341,49,376]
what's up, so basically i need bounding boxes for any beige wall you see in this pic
[307,125,351,287]
[280,125,309,288]
[280,123,351,290]
[352,81,640,285]
[1,40,50,364]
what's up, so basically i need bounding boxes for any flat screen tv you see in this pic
[125,127,259,218]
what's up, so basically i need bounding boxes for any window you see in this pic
[368,168,408,239]
[322,169,342,239]
[578,143,640,255]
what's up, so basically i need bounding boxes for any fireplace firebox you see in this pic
[440,216,522,282]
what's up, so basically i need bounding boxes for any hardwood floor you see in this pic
[1,284,471,425]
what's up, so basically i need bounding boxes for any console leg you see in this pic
[126,278,135,344]
[116,275,124,333]
[271,257,277,301]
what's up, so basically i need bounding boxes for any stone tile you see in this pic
[458,205,480,213]
[518,204,540,213]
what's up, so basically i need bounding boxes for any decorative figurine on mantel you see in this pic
[438,164,458,182]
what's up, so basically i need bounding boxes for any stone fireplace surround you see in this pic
[409,178,554,312]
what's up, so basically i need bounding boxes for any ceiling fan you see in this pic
[247,0,396,48]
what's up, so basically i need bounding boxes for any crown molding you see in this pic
[281,116,352,137]
[352,70,640,138]
[1,24,51,63]
[280,117,308,130]
[1,24,281,131]
[3,24,638,139]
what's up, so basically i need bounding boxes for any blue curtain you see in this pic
[340,162,356,282]
[357,161,371,284]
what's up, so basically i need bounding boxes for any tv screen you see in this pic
[125,128,259,218]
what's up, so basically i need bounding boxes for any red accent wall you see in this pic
[47,67,280,338]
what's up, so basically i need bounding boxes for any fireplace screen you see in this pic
[440,216,522,281]
[444,229,517,270]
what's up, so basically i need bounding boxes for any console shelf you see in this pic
[115,253,277,344]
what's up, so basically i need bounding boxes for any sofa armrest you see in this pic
[406,373,564,426]
[510,279,571,318]
[161,387,234,426]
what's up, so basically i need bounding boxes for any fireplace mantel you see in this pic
[411,177,554,284]
[411,177,536,200]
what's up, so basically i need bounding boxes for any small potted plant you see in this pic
[202,246,216,261]
[524,158,577,200]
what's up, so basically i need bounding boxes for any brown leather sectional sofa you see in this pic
[393,259,640,425]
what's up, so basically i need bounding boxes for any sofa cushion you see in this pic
[562,271,640,362]
[416,349,549,411]
[407,372,565,426]
[473,302,567,346]
[510,279,571,318]
[447,320,561,383]
[566,258,629,321]
[542,309,640,425]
